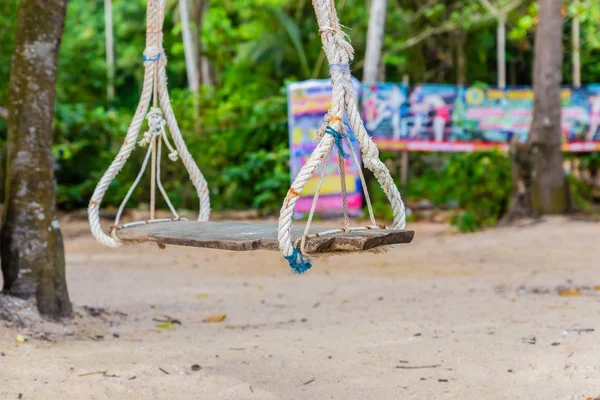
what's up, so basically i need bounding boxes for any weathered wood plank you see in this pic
[116,221,414,254]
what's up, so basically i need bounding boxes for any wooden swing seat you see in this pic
[116,221,414,254]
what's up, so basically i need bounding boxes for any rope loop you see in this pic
[283,247,312,274]
[88,0,210,249]
[325,126,349,159]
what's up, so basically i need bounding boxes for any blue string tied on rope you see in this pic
[325,126,349,159]
[143,53,162,62]
[329,63,351,75]
[284,247,312,274]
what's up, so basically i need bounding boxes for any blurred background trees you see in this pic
[1,0,599,229]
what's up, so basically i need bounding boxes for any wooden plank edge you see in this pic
[117,228,415,254]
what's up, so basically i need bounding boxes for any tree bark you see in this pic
[1,0,72,319]
[529,0,569,214]
[456,31,466,85]
[507,0,569,220]
[104,0,115,101]
[193,0,213,86]
[180,0,199,92]
[363,0,387,83]
[571,0,581,88]
[497,11,506,89]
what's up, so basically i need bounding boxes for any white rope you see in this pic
[299,147,333,252]
[88,0,210,247]
[277,0,406,270]
[338,148,350,229]
[113,143,154,229]
[156,136,180,218]
[344,134,377,227]
[138,108,179,216]
[157,60,210,221]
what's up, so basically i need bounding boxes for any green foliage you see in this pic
[1,0,599,222]
[419,152,512,232]
[52,104,132,209]
[567,174,591,212]
[566,152,600,212]
[372,152,511,232]
[219,144,289,211]
[0,1,17,101]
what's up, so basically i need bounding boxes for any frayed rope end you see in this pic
[284,248,312,274]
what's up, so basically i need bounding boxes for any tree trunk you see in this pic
[456,31,466,86]
[529,0,569,214]
[180,0,199,92]
[571,0,581,88]
[193,0,213,86]
[104,0,115,101]
[363,0,387,83]
[507,0,569,220]
[497,11,506,89]
[506,137,535,220]
[1,0,72,319]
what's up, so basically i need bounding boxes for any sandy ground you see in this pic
[0,216,599,399]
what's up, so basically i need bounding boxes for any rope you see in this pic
[155,136,180,218]
[88,0,210,247]
[277,0,406,271]
[338,146,350,229]
[149,1,161,220]
[325,126,349,159]
[344,133,377,226]
[299,148,333,252]
[143,53,161,62]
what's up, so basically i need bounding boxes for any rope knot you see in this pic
[318,26,340,35]
[284,248,312,274]
[325,126,349,159]
[168,150,179,162]
[139,108,166,147]
[316,115,344,140]
[143,46,165,64]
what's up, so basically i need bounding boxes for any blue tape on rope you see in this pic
[329,63,351,74]
[325,126,349,159]
[143,53,162,62]
[284,248,312,274]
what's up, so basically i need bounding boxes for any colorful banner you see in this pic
[287,79,363,219]
[286,81,600,217]
[361,83,600,152]
[363,83,458,142]
[588,84,600,142]
[459,87,589,143]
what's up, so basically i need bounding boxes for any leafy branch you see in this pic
[388,12,494,54]
[388,0,525,55]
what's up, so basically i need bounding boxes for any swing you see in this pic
[87,0,414,273]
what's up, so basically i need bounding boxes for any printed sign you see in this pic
[361,83,600,152]
[287,79,363,219]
